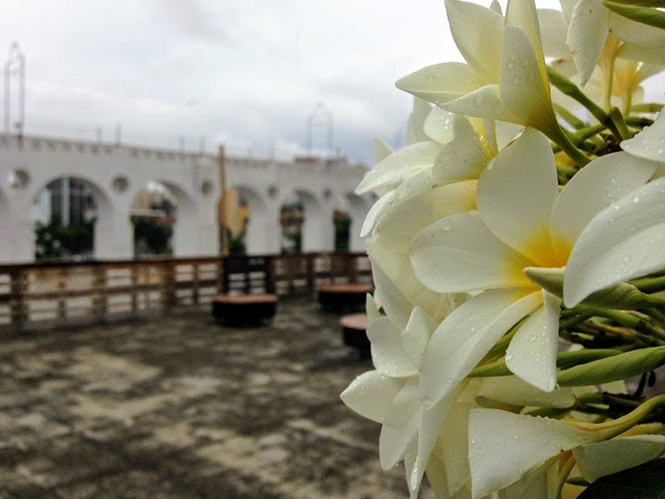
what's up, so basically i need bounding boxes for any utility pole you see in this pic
[4,42,25,136]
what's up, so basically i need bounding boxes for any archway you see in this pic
[32,176,110,261]
[131,180,197,257]
[130,181,176,257]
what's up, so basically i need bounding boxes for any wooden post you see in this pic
[306,254,316,297]
[58,268,67,321]
[163,261,177,311]
[93,265,107,321]
[10,268,25,331]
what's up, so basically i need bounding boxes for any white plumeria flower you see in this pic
[341,265,469,498]
[410,128,656,401]
[564,176,665,307]
[356,99,457,236]
[468,408,665,497]
[398,0,561,140]
[563,0,665,85]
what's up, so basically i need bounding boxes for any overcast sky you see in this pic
[0,0,659,164]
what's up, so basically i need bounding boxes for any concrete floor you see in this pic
[0,300,431,499]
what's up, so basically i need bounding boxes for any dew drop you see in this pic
[421,396,433,409]
[632,195,641,203]
[441,220,453,231]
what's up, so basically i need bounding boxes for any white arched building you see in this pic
[0,134,372,263]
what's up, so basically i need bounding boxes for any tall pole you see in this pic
[4,42,25,135]
[218,145,229,256]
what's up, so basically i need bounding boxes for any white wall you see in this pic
[0,134,371,263]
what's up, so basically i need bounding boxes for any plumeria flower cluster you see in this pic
[342,0,665,497]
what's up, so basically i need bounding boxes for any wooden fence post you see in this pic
[10,268,26,332]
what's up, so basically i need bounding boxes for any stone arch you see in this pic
[30,173,114,261]
[232,185,269,255]
[151,179,198,257]
[293,188,324,253]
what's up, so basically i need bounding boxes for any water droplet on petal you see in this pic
[441,220,453,231]
[421,396,433,409]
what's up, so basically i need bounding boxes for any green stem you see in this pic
[572,394,665,440]
[609,107,631,140]
[631,275,665,293]
[626,116,654,128]
[572,124,607,142]
[574,306,665,343]
[554,103,587,129]
[632,103,664,113]
[547,66,624,143]
[546,122,591,166]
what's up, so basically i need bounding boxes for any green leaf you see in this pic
[524,267,660,310]
[603,2,665,30]
[558,346,665,387]
[468,349,620,378]
[579,458,665,498]
[604,0,665,7]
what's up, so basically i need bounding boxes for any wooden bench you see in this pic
[212,293,278,326]
[318,284,373,312]
[341,313,371,358]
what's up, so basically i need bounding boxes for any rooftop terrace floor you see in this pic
[0,300,432,499]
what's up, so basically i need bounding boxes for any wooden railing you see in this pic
[0,253,371,332]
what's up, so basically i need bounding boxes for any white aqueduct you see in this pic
[0,134,372,263]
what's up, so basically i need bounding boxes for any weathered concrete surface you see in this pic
[0,300,432,498]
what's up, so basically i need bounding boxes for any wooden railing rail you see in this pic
[0,252,371,332]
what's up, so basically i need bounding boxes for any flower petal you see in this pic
[419,180,477,219]
[355,141,442,195]
[341,370,405,424]
[411,212,533,294]
[433,115,490,185]
[477,129,559,267]
[506,291,561,392]
[424,106,456,144]
[366,293,382,321]
[361,192,394,238]
[500,26,556,133]
[368,317,418,378]
[409,383,467,499]
[372,137,394,164]
[380,412,419,470]
[611,12,665,49]
[384,377,421,429]
[567,0,611,86]
[539,8,573,59]
[402,306,438,369]
[478,375,576,409]
[420,289,542,407]
[622,111,665,163]
[440,401,475,496]
[573,435,665,483]
[441,84,519,123]
[371,257,414,331]
[445,0,504,84]
[407,98,433,145]
[551,151,657,259]
[468,409,597,497]
[368,238,442,318]
[564,178,665,307]
[395,62,478,104]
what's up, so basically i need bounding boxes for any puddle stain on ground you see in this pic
[0,300,434,498]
